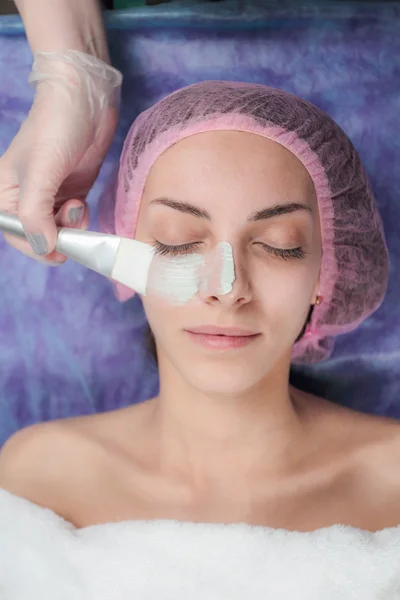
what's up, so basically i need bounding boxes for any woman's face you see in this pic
[135,131,322,395]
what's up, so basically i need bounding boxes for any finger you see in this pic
[44,199,89,262]
[55,199,90,230]
[2,231,67,264]
[18,175,59,257]
[2,199,91,264]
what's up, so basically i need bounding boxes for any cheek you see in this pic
[141,297,180,341]
[141,297,163,329]
[251,261,318,316]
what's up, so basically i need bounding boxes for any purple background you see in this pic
[1,2,400,445]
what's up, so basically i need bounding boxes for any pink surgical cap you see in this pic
[100,80,390,365]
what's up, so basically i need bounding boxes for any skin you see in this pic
[1,131,400,532]
[135,131,322,484]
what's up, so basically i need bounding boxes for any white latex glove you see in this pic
[0,50,122,263]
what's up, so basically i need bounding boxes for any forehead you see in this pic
[142,130,317,214]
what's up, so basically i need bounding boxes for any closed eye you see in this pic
[255,243,306,260]
[152,241,202,256]
[152,240,306,260]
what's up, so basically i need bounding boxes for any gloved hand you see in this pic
[0,50,122,263]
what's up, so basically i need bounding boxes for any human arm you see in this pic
[14,0,110,61]
[0,0,121,261]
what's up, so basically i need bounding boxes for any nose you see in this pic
[199,246,252,308]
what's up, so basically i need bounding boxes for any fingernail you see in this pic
[68,206,84,225]
[26,233,48,256]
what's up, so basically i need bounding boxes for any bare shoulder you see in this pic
[300,388,400,447]
[300,390,400,480]
[356,410,400,475]
[0,403,152,520]
[0,416,101,518]
[299,391,400,528]
[338,407,400,525]
[0,420,71,481]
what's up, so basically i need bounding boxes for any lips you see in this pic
[184,326,260,350]
[185,326,258,336]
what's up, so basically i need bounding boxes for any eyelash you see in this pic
[257,243,306,261]
[152,241,202,256]
[152,240,306,260]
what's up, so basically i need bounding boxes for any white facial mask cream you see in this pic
[147,241,236,304]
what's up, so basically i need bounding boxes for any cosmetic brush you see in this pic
[0,211,154,295]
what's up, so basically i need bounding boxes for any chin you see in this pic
[177,357,278,397]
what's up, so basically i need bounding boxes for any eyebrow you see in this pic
[150,197,312,221]
[150,197,211,219]
[248,203,313,221]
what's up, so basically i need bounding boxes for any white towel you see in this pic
[1,488,400,599]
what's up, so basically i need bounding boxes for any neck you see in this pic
[148,355,312,494]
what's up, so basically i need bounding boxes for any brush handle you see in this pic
[0,211,120,278]
[0,212,30,239]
